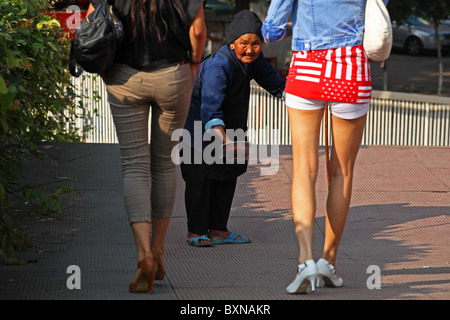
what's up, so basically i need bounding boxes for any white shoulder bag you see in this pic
[363,0,393,62]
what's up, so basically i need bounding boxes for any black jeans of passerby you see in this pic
[180,148,238,236]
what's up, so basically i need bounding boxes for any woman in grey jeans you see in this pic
[87,0,206,293]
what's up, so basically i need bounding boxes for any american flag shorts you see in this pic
[285,44,372,104]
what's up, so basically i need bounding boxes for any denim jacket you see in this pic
[262,0,389,51]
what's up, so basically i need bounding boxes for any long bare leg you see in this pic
[288,108,324,263]
[322,114,367,265]
[151,217,170,279]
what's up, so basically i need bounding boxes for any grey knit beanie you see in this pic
[226,10,263,44]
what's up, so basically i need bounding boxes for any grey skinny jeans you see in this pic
[104,63,192,224]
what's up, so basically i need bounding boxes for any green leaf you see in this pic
[2,213,14,229]
[32,42,46,50]
[36,20,45,30]
[50,19,61,28]
[5,257,26,265]
[0,90,16,114]
[0,117,8,132]
[36,18,61,30]
[0,76,6,95]
[5,50,19,68]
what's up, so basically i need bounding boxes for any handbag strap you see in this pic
[69,41,83,77]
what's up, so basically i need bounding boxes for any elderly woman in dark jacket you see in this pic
[180,10,285,247]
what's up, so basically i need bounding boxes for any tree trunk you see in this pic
[434,25,443,96]
[382,61,388,91]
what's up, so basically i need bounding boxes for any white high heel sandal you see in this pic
[286,259,318,294]
[316,258,343,287]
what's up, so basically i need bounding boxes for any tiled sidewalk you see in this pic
[0,143,448,301]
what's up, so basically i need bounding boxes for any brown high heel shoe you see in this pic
[129,256,157,293]
[154,255,166,281]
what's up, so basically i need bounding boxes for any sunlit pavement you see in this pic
[0,142,448,301]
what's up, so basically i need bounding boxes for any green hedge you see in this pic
[0,0,88,263]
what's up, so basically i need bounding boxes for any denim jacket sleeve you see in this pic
[261,0,295,43]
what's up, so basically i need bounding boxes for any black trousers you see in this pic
[180,156,238,236]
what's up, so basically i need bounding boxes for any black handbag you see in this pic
[69,0,124,76]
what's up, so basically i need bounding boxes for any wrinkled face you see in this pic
[230,33,262,64]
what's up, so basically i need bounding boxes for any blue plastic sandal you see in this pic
[187,235,213,247]
[211,232,251,244]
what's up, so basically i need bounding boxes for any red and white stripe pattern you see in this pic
[286,44,372,104]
